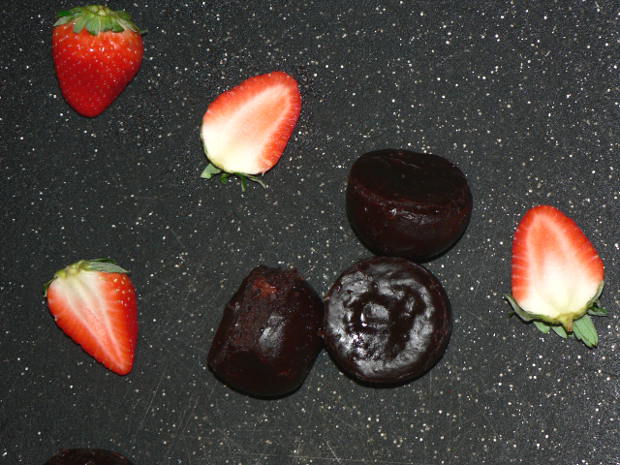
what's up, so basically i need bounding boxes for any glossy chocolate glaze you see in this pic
[324,257,451,385]
[208,266,324,398]
[346,149,472,261]
[43,449,134,465]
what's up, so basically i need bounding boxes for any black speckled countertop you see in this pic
[1,1,619,464]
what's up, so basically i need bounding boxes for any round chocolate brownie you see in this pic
[43,449,134,465]
[324,256,451,385]
[208,266,324,398]
[346,149,472,261]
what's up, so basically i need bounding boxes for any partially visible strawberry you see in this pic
[52,5,144,117]
[200,71,302,190]
[505,205,607,348]
[44,259,138,375]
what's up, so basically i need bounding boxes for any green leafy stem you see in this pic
[505,294,607,349]
[200,163,267,192]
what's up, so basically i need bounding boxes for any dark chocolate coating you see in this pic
[208,266,324,398]
[43,449,133,465]
[324,256,451,385]
[346,149,472,261]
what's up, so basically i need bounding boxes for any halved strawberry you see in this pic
[44,259,138,375]
[506,205,607,347]
[200,71,302,190]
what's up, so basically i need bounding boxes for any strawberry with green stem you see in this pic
[52,5,144,117]
[200,71,302,191]
[44,259,138,375]
[506,205,607,348]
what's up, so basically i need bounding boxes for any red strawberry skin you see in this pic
[46,260,138,375]
[52,10,143,117]
[201,71,302,178]
[511,205,604,328]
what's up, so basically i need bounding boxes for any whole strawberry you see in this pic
[45,259,138,375]
[52,5,144,117]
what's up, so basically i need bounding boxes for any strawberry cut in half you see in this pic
[505,205,607,348]
[52,5,144,117]
[200,71,302,190]
[44,259,138,375]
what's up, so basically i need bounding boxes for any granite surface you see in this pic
[1,1,619,464]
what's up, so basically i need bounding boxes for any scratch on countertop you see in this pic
[131,364,167,444]
[164,395,200,465]
[326,441,342,464]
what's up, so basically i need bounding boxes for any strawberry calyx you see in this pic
[505,282,607,348]
[54,5,142,35]
[44,259,129,296]
[200,163,267,191]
